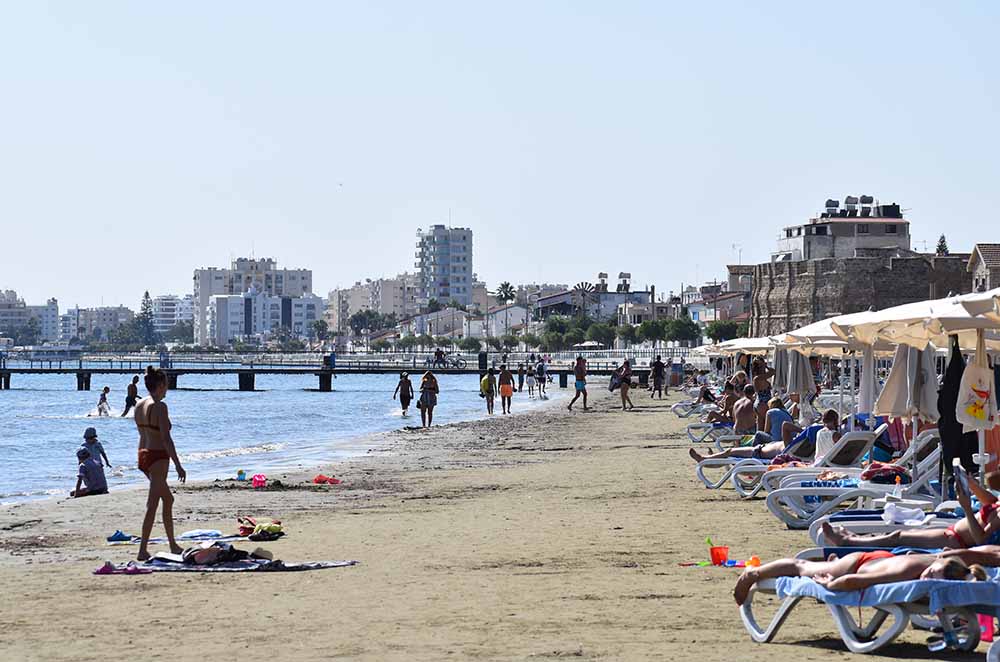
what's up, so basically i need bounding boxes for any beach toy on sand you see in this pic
[709,545,729,566]
[312,474,341,485]
[236,470,246,481]
[746,555,761,568]
[251,474,267,489]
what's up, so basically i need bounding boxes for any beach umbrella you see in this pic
[857,345,880,415]
[958,286,1000,322]
[773,347,789,395]
[873,344,939,423]
[785,349,817,398]
[785,310,879,346]
[715,337,774,356]
[832,292,1000,351]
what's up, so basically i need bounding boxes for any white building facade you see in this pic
[151,294,194,335]
[0,291,60,342]
[193,257,313,345]
[415,225,474,307]
[207,289,323,346]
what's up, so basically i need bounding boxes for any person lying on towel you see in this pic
[733,547,992,606]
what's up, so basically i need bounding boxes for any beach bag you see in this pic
[957,332,998,432]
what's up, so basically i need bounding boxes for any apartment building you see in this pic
[0,291,60,342]
[151,294,194,335]
[415,225,474,307]
[208,288,323,346]
[325,273,420,334]
[193,257,312,345]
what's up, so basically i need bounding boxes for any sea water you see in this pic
[0,372,564,503]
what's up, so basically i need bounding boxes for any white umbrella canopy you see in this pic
[958,286,1000,322]
[832,292,1000,351]
[785,310,880,346]
[785,349,817,397]
[873,344,939,423]
[715,336,774,356]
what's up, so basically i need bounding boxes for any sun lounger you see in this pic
[729,425,886,499]
[694,435,817,490]
[686,420,733,444]
[741,568,1000,655]
[672,400,716,419]
[765,445,941,529]
[808,507,960,545]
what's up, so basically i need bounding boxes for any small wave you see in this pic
[0,487,64,500]
[180,443,286,463]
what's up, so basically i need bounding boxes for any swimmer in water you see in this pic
[96,386,111,417]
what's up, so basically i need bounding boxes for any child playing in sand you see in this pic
[71,447,108,497]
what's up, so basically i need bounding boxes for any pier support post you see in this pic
[559,372,568,389]
[76,372,92,391]
[166,373,178,390]
[318,372,333,392]
[0,372,9,389]
[238,372,255,392]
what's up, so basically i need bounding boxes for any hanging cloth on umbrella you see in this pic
[857,345,880,415]
[956,329,998,432]
[938,335,978,476]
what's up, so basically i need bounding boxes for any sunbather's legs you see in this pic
[734,554,859,605]
[821,522,951,548]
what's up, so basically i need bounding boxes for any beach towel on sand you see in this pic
[104,559,359,573]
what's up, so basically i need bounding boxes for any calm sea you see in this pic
[0,372,565,503]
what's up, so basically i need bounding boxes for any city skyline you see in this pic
[3,3,998,308]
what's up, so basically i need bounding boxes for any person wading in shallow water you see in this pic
[393,372,414,416]
[121,375,140,417]
[418,371,440,427]
[134,366,186,562]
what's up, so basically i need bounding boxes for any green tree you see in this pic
[434,335,452,348]
[398,335,419,351]
[310,319,330,341]
[637,320,665,346]
[616,324,637,346]
[458,337,482,352]
[496,282,516,338]
[4,316,41,346]
[485,336,502,351]
[371,339,391,352]
[586,322,615,348]
[136,292,159,346]
[936,234,950,256]
[671,318,702,345]
[163,320,194,343]
[564,328,586,347]
[426,298,443,313]
[446,299,468,312]
[545,315,570,335]
[520,332,540,349]
[540,331,564,352]
[500,334,519,350]
[417,334,435,349]
[571,315,593,333]
[705,320,740,343]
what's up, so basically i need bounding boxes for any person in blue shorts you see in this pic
[567,356,588,411]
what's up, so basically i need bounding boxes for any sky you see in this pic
[1,2,998,310]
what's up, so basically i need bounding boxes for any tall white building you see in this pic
[0,291,60,342]
[207,288,323,346]
[415,225,473,307]
[151,294,194,335]
[193,258,313,345]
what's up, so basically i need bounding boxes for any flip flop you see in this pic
[93,561,117,575]
[123,562,153,575]
[106,530,132,542]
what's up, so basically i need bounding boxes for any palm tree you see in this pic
[497,282,516,340]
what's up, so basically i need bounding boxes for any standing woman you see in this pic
[418,370,440,427]
[134,366,186,561]
[751,358,776,431]
[618,359,635,411]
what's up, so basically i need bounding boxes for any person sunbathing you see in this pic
[704,382,736,424]
[822,470,1000,550]
[688,423,822,464]
[733,548,987,605]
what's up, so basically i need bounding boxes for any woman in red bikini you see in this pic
[134,366,186,561]
[821,471,1000,551]
[733,549,986,605]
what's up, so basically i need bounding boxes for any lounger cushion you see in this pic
[775,575,1000,614]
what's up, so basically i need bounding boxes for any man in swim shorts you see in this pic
[498,364,516,414]
[121,375,140,417]
[732,385,758,435]
[650,355,666,399]
[568,356,588,411]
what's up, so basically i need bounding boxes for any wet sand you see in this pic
[0,388,988,660]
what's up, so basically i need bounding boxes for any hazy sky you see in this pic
[2,2,997,310]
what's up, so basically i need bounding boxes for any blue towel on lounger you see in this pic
[775,573,1000,615]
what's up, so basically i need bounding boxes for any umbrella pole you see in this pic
[912,417,919,491]
[850,353,856,432]
[978,429,988,487]
[838,357,845,426]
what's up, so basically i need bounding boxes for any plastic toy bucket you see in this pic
[709,546,729,566]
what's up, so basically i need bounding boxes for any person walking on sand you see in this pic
[418,371,439,427]
[616,359,634,411]
[121,375,140,417]
[133,366,186,561]
[517,363,525,392]
[526,362,536,398]
[393,372,414,416]
[498,364,516,414]
[567,356,588,411]
[481,368,497,415]
[650,355,666,399]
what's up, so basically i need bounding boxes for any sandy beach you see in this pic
[0,388,988,661]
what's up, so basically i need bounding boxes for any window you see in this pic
[886,224,897,234]
[857,224,870,234]
[814,226,828,236]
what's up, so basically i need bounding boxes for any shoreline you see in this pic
[1,381,572,508]
[3,385,967,661]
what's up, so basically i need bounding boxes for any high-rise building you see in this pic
[0,291,60,342]
[415,225,473,307]
[68,306,135,341]
[193,258,313,345]
[151,294,194,335]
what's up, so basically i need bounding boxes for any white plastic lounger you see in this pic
[694,435,817,490]
[729,425,885,499]
[672,401,715,418]
[686,421,732,444]
[808,502,961,546]
[741,571,1000,655]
